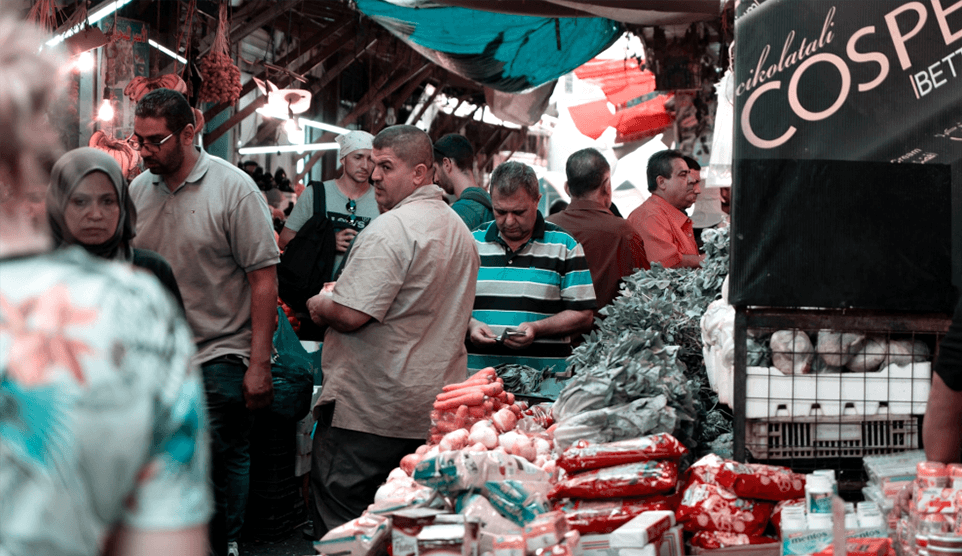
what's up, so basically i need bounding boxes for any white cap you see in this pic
[335,130,374,159]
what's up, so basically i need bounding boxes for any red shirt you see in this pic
[547,198,648,312]
[627,194,699,268]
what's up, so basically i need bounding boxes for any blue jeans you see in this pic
[202,359,254,554]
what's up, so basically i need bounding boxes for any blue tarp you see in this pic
[356,0,622,93]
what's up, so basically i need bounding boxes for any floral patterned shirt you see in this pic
[0,247,212,556]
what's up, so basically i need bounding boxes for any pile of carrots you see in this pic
[427,367,524,445]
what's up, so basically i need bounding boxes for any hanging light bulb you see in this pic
[97,99,114,122]
[285,117,304,145]
[75,51,95,72]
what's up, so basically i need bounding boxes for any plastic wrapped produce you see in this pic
[685,454,805,501]
[816,330,866,368]
[847,337,888,373]
[689,531,778,549]
[884,339,930,367]
[770,330,814,375]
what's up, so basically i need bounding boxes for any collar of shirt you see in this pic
[648,193,692,228]
[392,184,444,210]
[565,197,612,214]
[484,210,547,252]
[150,147,209,193]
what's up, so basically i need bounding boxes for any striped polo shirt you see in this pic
[468,212,596,376]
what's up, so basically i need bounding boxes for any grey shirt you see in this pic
[317,185,480,439]
[285,180,380,274]
[130,148,280,365]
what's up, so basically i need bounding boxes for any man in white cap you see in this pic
[278,130,377,279]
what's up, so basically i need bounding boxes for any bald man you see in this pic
[304,125,479,539]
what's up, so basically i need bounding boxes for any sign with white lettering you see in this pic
[734,0,961,164]
[729,0,960,312]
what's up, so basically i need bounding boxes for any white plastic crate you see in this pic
[745,362,931,418]
[745,414,920,460]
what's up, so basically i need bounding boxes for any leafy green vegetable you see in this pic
[561,226,732,455]
[495,363,551,395]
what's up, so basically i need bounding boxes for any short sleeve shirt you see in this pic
[129,148,280,364]
[317,185,479,439]
[0,248,211,556]
[627,194,699,269]
[547,198,649,311]
[285,180,380,273]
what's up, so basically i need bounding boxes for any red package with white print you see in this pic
[689,531,778,549]
[676,483,773,535]
[685,453,805,501]
[553,496,677,534]
[556,433,688,474]
[548,461,678,501]
[769,498,806,531]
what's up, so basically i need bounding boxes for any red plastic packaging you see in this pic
[676,483,774,535]
[769,498,806,531]
[686,453,805,501]
[548,461,678,501]
[552,496,676,534]
[689,531,778,549]
[556,434,688,474]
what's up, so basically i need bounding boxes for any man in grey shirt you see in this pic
[128,88,280,556]
[305,125,479,539]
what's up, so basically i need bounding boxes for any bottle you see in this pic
[806,474,834,514]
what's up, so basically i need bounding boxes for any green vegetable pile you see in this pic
[560,226,732,456]
[494,363,551,396]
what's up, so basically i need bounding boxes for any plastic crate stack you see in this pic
[742,327,934,470]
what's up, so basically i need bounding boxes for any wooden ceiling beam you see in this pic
[406,77,447,126]
[206,34,374,145]
[202,15,354,128]
[198,0,289,59]
[293,61,432,184]
[372,67,435,134]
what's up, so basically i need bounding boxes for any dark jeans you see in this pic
[202,358,254,555]
[308,404,422,539]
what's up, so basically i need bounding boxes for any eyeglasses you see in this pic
[127,125,186,152]
[346,199,357,226]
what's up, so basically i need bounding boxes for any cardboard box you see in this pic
[580,512,677,556]
[416,518,480,556]
[523,511,569,554]
[391,508,446,556]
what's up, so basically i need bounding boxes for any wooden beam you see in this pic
[373,68,435,134]
[293,61,432,184]
[197,0,289,59]
[203,17,350,122]
[206,34,375,145]
[406,78,447,126]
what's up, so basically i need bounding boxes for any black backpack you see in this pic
[277,181,336,315]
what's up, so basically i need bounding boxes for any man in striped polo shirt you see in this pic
[467,161,596,376]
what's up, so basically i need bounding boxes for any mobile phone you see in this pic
[504,328,526,338]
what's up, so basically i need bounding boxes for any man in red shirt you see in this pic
[627,149,705,269]
[547,148,648,313]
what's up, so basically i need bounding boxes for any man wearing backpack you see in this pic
[433,133,493,231]
[278,130,378,276]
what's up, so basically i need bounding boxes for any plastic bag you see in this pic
[676,483,773,535]
[413,450,549,496]
[686,454,805,501]
[689,531,778,549]
[548,461,678,500]
[556,434,688,474]
[269,306,315,421]
[771,330,814,375]
[553,497,676,534]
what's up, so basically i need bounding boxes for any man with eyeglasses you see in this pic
[128,88,280,556]
[278,130,378,280]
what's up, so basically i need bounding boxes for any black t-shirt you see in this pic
[935,296,962,391]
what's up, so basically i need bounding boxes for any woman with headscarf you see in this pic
[47,147,184,308]
[0,12,210,556]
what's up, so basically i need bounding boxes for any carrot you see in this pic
[435,419,461,433]
[437,385,483,402]
[491,398,503,411]
[505,392,515,405]
[468,405,488,419]
[441,375,492,392]
[434,391,486,411]
[483,400,494,413]
[455,404,470,422]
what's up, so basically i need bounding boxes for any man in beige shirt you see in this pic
[304,125,479,539]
